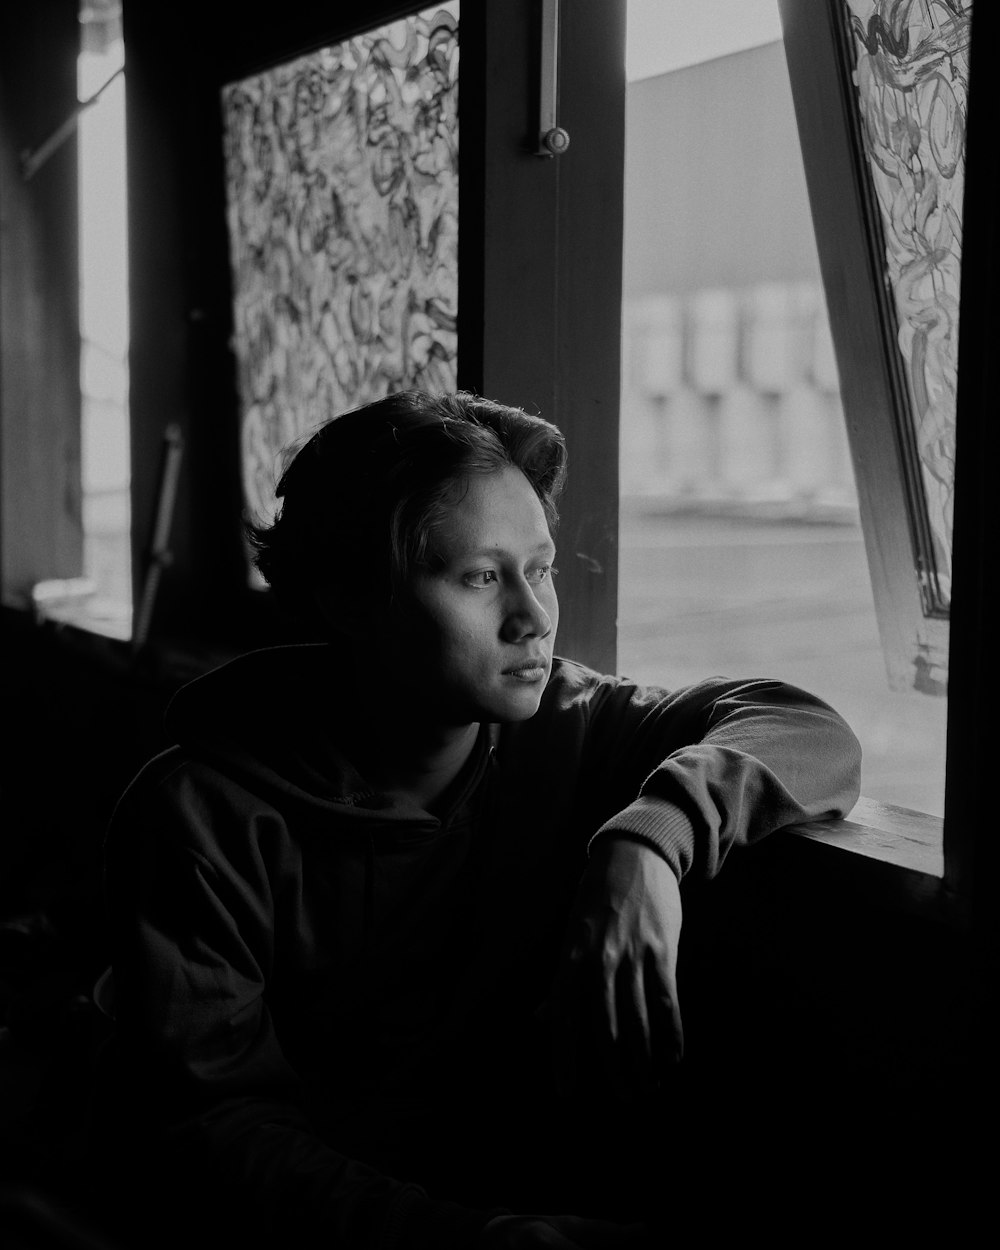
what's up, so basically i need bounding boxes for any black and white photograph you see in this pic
[1,2,994,1246]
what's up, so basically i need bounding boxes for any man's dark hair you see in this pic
[246,390,567,633]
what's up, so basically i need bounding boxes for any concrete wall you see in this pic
[624,41,821,296]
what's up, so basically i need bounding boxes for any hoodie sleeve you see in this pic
[576,671,862,880]
[103,757,495,1250]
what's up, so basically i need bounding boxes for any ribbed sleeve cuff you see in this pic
[588,796,695,879]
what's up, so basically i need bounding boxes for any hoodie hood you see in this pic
[162,644,494,827]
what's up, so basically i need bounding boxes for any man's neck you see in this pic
[354,716,481,815]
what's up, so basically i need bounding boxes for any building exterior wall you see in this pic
[621,42,855,512]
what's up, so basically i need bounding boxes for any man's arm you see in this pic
[544,671,862,1098]
[582,674,863,879]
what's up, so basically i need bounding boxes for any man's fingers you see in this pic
[596,951,659,1102]
[594,948,676,1101]
[645,946,684,1069]
[617,961,655,1096]
[599,950,620,1043]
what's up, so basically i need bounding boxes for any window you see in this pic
[618,0,962,818]
[77,0,131,638]
[219,4,459,544]
[8,0,132,641]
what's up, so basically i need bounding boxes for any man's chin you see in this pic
[487,686,547,724]
[440,676,549,726]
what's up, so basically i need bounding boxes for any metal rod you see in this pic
[21,65,124,182]
[538,0,570,156]
[133,422,184,653]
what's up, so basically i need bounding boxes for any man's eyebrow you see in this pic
[450,539,556,560]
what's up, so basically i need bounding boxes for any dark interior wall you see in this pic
[0,0,83,604]
[675,842,979,1192]
[0,616,175,974]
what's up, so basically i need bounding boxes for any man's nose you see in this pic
[501,580,554,642]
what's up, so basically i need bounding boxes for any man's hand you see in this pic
[478,1213,651,1248]
[542,837,684,1101]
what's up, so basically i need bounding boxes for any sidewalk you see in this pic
[616,505,948,817]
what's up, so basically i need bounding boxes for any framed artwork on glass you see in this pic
[220,4,460,536]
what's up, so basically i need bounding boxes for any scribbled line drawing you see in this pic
[221,5,459,528]
[847,0,971,607]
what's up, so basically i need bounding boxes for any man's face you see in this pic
[385,466,559,725]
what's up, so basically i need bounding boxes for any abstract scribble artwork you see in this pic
[846,0,971,608]
[221,4,459,528]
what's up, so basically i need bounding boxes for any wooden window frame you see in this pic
[777,0,954,699]
[776,0,998,935]
[121,0,625,667]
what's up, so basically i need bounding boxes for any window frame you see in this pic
[938,0,998,934]
[777,0,955,699]
[120,0,625,667]
[778,0,996,925]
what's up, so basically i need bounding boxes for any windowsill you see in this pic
[782,795,966,928]
[790,795,942,877]
[29,578,132,641]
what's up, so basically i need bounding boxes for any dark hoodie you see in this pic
[103,645,861,1248]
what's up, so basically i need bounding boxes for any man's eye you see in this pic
[464,569,498,588]
[526,564,558,585]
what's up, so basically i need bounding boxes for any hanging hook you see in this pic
[537,0,570,156]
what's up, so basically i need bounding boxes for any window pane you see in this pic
[78,0,131,639]
[846,0,971,613]
[620,1,948,816]
[220,4,460,534]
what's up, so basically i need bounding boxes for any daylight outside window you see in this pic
[78,0,131,638]
[618,0,949,817]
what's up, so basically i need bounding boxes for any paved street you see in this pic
[617,507,948,817]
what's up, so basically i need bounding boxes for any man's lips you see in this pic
[502,657,550,678]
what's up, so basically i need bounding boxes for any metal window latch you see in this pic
[538,0,570,156]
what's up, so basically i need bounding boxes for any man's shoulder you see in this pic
[532,657,644,728]
[111,744,280,845]
[544,656,611,705]
[548,654,611,687]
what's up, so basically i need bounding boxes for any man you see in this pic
[103,391,861,1248]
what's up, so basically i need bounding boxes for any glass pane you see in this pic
[845,0,972,612]
[220,3,460,531]
[77,0,131,639]
[620,0,947,816]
